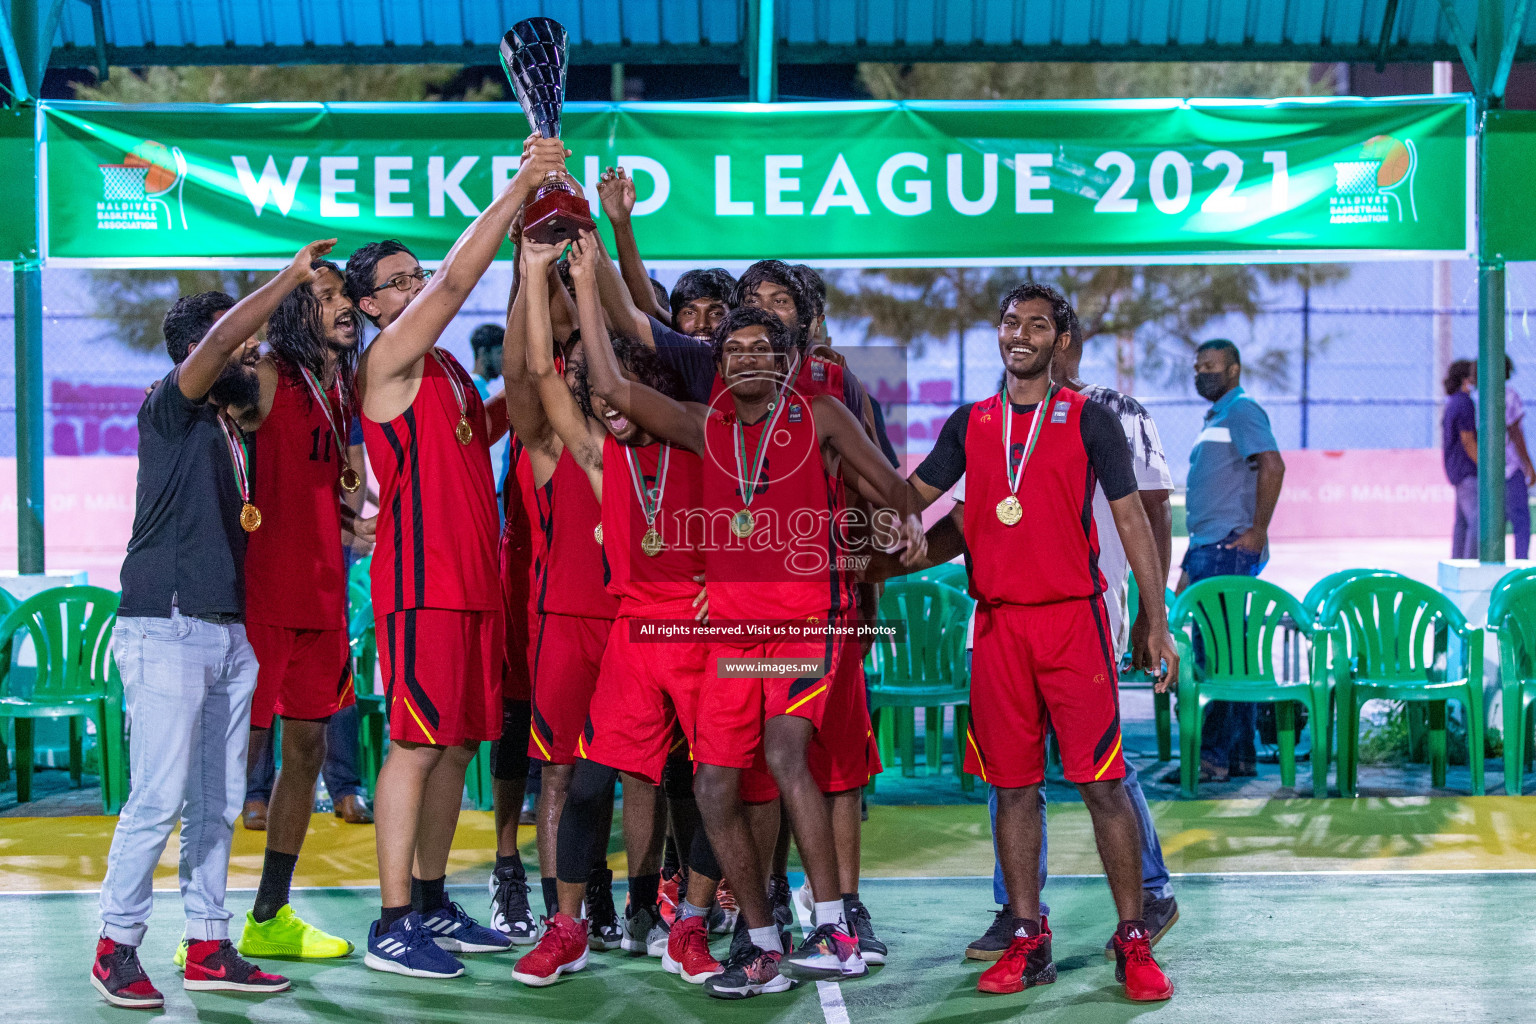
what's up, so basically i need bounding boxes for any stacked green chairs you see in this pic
[1487,568,1536,795]
[347,557,387,799]
[0,586,127,812]
[1325,576,1485,797]
[1172,577,1321,797]
[866,578,974,791]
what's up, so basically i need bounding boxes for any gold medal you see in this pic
[455,415,473,446]
[641,526,664,557]
[241,502,263,533]
[594,523,604,545]
[995,494,1023,527]
[340,467,362,494]
[730,508,755,538]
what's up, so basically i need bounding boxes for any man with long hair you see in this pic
[203,258,366,964]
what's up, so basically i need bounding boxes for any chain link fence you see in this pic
[4,260,1536,490]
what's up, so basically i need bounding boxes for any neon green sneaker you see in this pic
[173,939,189,971]
[237,904,355,959]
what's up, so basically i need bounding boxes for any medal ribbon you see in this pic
[626,444,670,528]
[1002,383,1058,496]
[217,413,252,504]
[299,365,350,459]
[732,393,787,510]
[430,348,469,421]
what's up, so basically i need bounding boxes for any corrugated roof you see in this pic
[18,0,1533,68]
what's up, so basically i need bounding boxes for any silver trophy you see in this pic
[500,17,594,243]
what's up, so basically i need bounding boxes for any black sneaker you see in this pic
[90,937,165,1009]
[729,914,790,964]
[1105,894,1179,958]
[489,862,539,945]
[585,869,623,951]
[966,905,1016,962]
[783,922,867,981]
[704,945,795,999]
[842,897,887,965]
[769,874,792,930]
[621,900,668,957]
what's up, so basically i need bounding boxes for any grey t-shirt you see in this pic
[118,367,248,619]
[1185,385,1279,547]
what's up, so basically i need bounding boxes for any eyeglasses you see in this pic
[371,268,433,294]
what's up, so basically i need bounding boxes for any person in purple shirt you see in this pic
[1443,359,1479,559]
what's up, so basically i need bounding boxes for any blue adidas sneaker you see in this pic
[421,901,514,954]
[364,912,465,979]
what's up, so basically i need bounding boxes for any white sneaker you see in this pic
[791,880,814,927]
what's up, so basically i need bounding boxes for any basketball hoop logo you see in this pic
[97,140,188,232]
[1330,135,1417,226]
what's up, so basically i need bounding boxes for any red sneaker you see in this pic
[183,939,290,993]
[91,937,165,1009]
[662,915,722,984]
[511,913,590,987]
[976,920,1056,995]
[1113,925,1173,1001]
[658,873,683,928]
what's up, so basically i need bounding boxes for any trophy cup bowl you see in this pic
[501,17,595,245]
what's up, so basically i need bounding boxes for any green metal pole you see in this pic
[13,264,43,573]
[1478,256,1507,563]
[747,0,776,103]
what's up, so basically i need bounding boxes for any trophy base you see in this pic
[525,186,595,245]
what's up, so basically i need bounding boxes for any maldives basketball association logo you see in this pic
[97,140,188,232]
[1330,134,1417,226]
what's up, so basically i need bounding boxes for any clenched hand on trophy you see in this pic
[501,17,596,245]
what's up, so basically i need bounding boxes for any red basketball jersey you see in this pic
[796,353,845,403]
[364,348,499,615]
[245,364,347,629]
[600,436,704,618]
[533,448,620,620]
[961,387,1107,606]
[702,388,852,630]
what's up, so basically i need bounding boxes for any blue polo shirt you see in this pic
[1186,385,1279,547]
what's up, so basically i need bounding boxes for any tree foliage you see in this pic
[75,64,500,351]
[834,61,1348,393]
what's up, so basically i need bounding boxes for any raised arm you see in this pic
[524,238,606,496]
[180,239,334,402]
[813,394,926,565]
[366,135,567,383]
[598,166,669,325]
[504,240,562,465]
[567,231,705,455]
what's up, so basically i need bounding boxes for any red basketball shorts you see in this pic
[528,612,614,765]
[377,608,503,747]
[965,599,1125,788]
[246,625,354,729]
[580,620,707,785]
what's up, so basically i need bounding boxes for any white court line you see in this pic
[10,867,1536,899]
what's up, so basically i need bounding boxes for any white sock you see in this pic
[814,900,846,928]
[748,925,783,953]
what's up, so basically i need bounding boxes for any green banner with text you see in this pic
[39,97,1471,267]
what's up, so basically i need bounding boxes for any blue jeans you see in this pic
[100,612,259,944]
[1509,471,1530,561]
[987,762,1172,911]
[1183,532,1264,769]
[245,703,365,804]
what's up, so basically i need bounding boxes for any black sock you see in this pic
[630,873,661,912]
[841,892,859,905]
[252,850,299,923]
[542,877,559,917]
[495,853,523,875]
[1118,919,1149,941]
[1010,916,1040,937]
[415,876,446,915]
[378,904,411,932]
[409,876,423,913]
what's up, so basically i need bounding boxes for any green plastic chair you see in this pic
[866,578,974,792]
[347,558,387,800]
[0,588,18,784]
[1325,577,1485,797]
[1172,577,1320,797]
[1487,568,1536,795]
[914,561,968,591]
[0,586,127,812]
